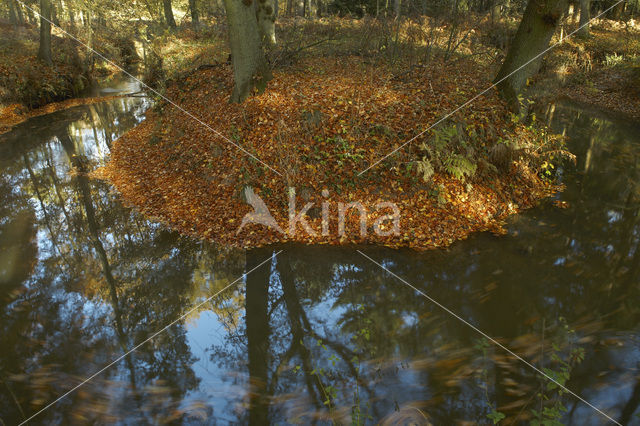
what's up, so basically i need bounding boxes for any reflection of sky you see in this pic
[3,93,640,423]
[21,97,150,267]
[184,310,244,422]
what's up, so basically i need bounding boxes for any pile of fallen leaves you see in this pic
[99,56,560,250]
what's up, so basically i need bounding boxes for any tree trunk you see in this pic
[578,0,590,37]
[494,0,568,110]
[606,0,624,20]
[163,0,177,28]
[490,0,501,24]
[38,0,53,65]
[13,0,25,24]
[394,0,401,17]
[9,0,18,24]
[256,0,277,47]
[189,0,200,28]
[286,0,293,16]
[51,1,59,26]
[223,0,272,103]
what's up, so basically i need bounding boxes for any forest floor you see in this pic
[98,53,563,250]
[541,19,640,120]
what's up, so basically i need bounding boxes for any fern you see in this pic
[444,154,477,180]
[416,157,435,181]
[415,123,478,182]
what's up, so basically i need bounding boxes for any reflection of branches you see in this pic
[619,377,640,425]
[23,153,69,265]
[276,251,375,416]
[0,372,25,422]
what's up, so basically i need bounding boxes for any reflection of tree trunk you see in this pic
[95,103,114,149]
[23,153,67,263]
[277,253,323,408]
[58,128,140,395]
[275,252,371,414]
[619,378,640,425]
[44,142,73,228]
[245,248,272,425]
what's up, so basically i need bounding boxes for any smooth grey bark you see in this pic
[256,0,277,47]
[578,0,590,37]
[163,0,177,28]
[494,0,568,110]
[38,0,53,65]
[13,0,25,24]
[9,0,18,24]
[393,0,401,17]
[189,0,200,28]
[223,0,272,103]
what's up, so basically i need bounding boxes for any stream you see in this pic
[1,80,639,425]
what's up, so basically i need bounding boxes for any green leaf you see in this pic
[487,410,506,424]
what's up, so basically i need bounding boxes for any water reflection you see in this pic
[0,95,639,424]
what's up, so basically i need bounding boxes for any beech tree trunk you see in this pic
[578,0,590,37]
[494,0,568,110]
[163,0,176,28]
[256,0,277,47]
[606,0,624,20]
[223,0,272,103]
[13,0,24,24]
[189,0,200,28]
[38,0,53,65]
[9,0,18,24]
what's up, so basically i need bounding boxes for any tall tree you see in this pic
[38,0,53,65]
[189,0,200,28]
[605,0,624,20]
[223,0,272,102]
[494,0,568,109]
[163,0,177,28]
[256,0,277,47]
[8,0,18,24]
[578,0,590,37]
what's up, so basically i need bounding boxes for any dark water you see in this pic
[1,87,639,425]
